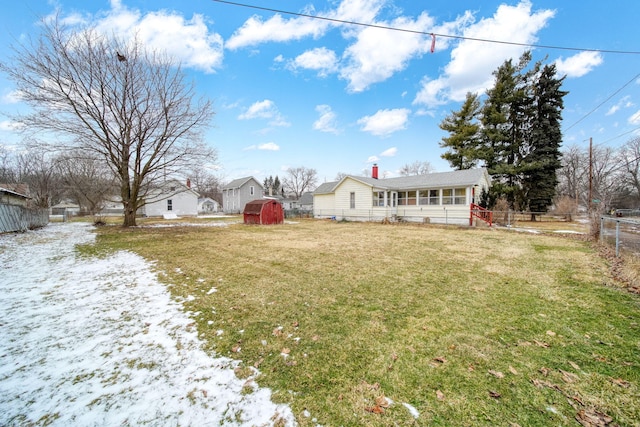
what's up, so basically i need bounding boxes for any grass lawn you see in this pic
[86,218,639,426]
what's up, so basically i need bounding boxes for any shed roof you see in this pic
[0,184,30,199]
[243,198,278,214]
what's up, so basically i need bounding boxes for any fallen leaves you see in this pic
[575,409,614,427]
[610,378,630,388]
[569,361,581,371]
[560,369,579,383]
[488,370,505,379]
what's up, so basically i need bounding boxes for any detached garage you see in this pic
[243,199,284,225]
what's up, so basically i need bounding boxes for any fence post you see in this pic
[616,220,620,257]
[600,217,604,243]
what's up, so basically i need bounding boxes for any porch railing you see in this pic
[470,203,493,227]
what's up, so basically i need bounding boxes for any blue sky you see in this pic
[1,0,639,185]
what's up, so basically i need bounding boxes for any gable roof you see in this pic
[223,176,263,190]
[313,168,490,194]
[299,192,314,205]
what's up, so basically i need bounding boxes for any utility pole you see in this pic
[587,138,593,214]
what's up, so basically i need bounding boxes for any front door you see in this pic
[390,191,398,213]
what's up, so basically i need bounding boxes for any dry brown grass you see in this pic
[88,218,640,426]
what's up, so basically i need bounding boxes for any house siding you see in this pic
[143,184,198,217]
[222,177,263,214]
[313,193,335,217]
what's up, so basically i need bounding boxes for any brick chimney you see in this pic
[186,178,191,188]
[372,164,378,179]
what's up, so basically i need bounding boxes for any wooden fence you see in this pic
[0,203,49,233]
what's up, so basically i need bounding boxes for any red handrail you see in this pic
[470,203,493,227]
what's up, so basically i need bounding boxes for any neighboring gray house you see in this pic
[141,179,199,217]
[198,197,220,214]
[299,192,314,212]
[222,177,264,214]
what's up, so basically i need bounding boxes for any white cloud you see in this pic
[629,110,640,125]
[606,96,633,116]
[63,4,224,73]
[367,155,379,163]
[260,142,280,150]
[239,100,276,120]
[238,100,290,127]
[357,108,410,137]
[554,51,603,78]
[244,142,280,151]
[414,1,555,107]
[313,105,339,133]
[226,0,386,50]
[340,13,434,92]
[225,13,329,50]
[2,90,23,104]
[288,48,338,77]
[380,147,397,157]
[0,120,25,131]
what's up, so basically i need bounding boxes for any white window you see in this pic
[442,188,466,205]
[250,186,255,196]
[350,192,355,209]
[373,191,385,207]
[167,199,173,211]
[419,189,439,205]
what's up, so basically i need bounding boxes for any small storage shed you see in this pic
[243,199,284,225]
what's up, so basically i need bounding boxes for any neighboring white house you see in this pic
[222,176,263,214]
[140,179,199,217]
[198,197,220,215]
[313,165,491,225]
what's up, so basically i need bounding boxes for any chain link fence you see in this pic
[600,216,640,257]
[0,203,49,233]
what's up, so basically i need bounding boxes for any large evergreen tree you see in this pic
[439,92,481,170]
[522,63,567,217]
[480,52,533,209]
[439,52,566,213]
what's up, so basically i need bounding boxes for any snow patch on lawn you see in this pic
[0,222,295,426]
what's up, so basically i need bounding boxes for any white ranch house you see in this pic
[313,167,491,225]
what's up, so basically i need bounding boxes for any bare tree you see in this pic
[56,150,117,215]
[0,145,17,183]
[0,17,215,226]
[187,166,222,203]
[399,161,434,176]
[557,144,588,206]
[619,137,640,202]
[283,166,318,199]
[15,147,63,208]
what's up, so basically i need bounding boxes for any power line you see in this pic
[211,0,640,55]
[564,72,640,132]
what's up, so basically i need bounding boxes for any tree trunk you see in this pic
[123,206,137,227]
